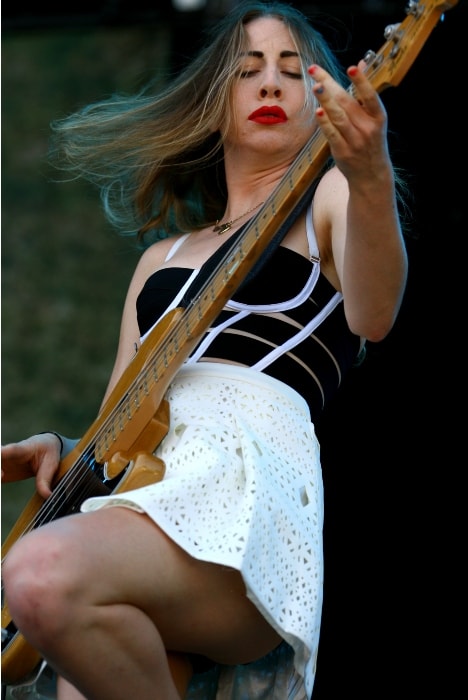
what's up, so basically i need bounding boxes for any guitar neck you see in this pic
[89,129,331,464]
[75,0,459,466]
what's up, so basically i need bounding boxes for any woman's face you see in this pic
[225,16,316,163]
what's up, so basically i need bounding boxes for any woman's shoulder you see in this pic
[315,165,348,201]
[313,167,349,234]
[130,234,189,288]
[140,234,188,265]
[312,166,348,273]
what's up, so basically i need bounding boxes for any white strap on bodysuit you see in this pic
[250,206,343,371]
[141,204,343,371]
[140,234,198,344]
[187,202,342,368]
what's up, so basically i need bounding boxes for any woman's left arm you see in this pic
[309,63,408,342]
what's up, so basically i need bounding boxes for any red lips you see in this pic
[248,105,287,124]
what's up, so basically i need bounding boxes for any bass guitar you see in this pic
[1,0,458,687]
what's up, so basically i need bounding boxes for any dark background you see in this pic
[2,0,464,696]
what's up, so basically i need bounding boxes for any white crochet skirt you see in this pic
[82,362,324,699]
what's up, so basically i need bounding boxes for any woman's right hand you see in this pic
[1,433,62,499]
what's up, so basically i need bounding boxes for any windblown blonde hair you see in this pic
[49,2,347,243]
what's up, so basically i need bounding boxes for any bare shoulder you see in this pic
[134,235,186,278]
[314,166,348,208]
[140,235,186,265]
[312,167,349,274]
[314,167,348,234]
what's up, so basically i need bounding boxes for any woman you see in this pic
[1,2,408,698]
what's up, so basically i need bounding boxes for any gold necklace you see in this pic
[213,201,264,235]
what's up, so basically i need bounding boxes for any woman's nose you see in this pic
[259,85,282,98]
[258,70,282,99]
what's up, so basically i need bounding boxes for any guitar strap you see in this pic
[182,176,321,305]
[239,177,319,290]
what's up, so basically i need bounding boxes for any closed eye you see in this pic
[238,50,304,81]
[239,70,302,79]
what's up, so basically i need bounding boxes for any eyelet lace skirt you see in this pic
[82,362,324,699]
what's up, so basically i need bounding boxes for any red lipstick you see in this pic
[248,106,287,124]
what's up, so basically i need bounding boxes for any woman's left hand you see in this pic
[308,62,390,181]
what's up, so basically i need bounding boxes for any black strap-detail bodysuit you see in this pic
[137,203,361,423]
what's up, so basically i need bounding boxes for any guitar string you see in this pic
[9,450,97,542]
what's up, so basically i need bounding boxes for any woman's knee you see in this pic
[3,526,78,632]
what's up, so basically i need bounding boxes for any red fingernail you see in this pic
[348,66,358,76]
[308,65,317,75]
[316,108,324,117]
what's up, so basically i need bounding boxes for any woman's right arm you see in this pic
[98,237,175,409]
[1,237,174,498]
[2,432,64,499]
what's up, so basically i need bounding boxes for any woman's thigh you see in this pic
[7,505,281,663]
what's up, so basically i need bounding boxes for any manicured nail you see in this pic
[348,66,358,76]
[308,65,318,75]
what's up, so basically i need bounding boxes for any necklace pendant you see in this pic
[213,221,232,235]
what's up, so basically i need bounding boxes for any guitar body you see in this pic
[1,397,170,687]
[1,0,458,689]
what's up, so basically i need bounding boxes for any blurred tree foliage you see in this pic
[1,24,173,537]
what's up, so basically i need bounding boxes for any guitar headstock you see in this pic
[362,0,459,94]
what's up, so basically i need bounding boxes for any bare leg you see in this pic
[57,676,86,700]
[167,653,194,697]
[57,654,192,700]
[3,507,280,700]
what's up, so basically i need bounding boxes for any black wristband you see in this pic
[37,431,64,453]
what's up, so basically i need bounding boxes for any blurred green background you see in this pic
[1,24,174,536]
